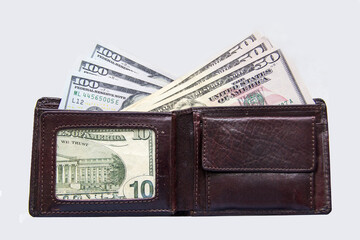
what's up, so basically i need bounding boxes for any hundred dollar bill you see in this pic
[145,49,313,112]
[56,128,156,200]
[58,74,150,111]
[79,59,162,93]
[91,44,174,86]
[124,33,262,110]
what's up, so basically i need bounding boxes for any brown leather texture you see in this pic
[29,97,331,216]
[29,98,176,216]
[201,116,315,172]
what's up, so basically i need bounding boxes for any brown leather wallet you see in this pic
[29,97,331,216]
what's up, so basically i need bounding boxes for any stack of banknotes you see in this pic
[59,33,314,112]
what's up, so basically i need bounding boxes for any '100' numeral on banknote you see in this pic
[58,75,151,111]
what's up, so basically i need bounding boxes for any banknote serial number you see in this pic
[72,91,120,105]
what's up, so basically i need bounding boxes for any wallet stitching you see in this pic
[193,114,199,209]
[40,114,46,213]
[207,173,211,210]
[324,130,331,211]
[51,112,172,117]
[312,102,331,213]
[39,113,172,214]
[202,118,209,210]
[194,105,321,112]
[321,103,331,211]
[193,209,314,215]
[202,117,316,171]
[30,109,38,213]
[30,108,41,214]
[173,105,320,116]
[309,173,313,209]
[309,119,315,209]
[41,209,173,215]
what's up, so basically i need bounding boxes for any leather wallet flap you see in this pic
[201,115,316,172]
[29,98,177,216]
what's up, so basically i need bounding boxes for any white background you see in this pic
[1,0,359,239]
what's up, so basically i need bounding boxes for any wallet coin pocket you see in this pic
[198,106,323,214]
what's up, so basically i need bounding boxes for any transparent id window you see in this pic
[55,128,156,201]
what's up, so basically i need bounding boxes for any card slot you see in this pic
[30,103,176,216]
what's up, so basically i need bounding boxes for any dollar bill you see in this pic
[58,74,150,111]
[91,44,174,86]
[144,49,313,112]
[79,59,162,93]
[143,39,273,107]
[125,43,273,112]
[56,128,156,200]
[123,33,263,111]
[195,50,314,107]
[161,33,262,94]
